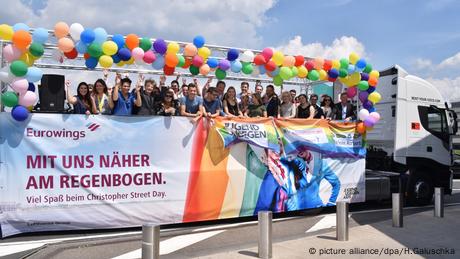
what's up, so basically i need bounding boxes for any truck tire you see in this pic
[407,170,434,206]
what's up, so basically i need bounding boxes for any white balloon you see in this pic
[69,23,84,41]
[0,67,15,84]
[240,50,254,63]
[358,108,370,121]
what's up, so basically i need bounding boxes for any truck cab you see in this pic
[365,65,458,204]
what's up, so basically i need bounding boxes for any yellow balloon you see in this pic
[117,60,125,67]
[272,51,284,66]
[319,69,328,80]
[331,60,340,69]
[349,52,360,64]
[102,41,118,56]
[339,75,350,85]
[197,47,211,58]
[20,52,35,66]
[167,42,180,54]
[368,92,382,104]
[369,70,380,79]
[99,55,113,68]
[0,24,14,40]
[27,106,33,111]
[297,65,308,78]
[126,57,135,65]
[348,72,361,86]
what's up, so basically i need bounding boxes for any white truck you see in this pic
[363,65,458,204]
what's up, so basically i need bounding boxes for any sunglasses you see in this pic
[165,95,173,98]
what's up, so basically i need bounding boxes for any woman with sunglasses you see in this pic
[157,89,179,116]
[320,95,334,120]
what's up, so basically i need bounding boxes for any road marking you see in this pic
[112,230,225,259]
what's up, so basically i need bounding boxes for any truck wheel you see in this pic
[407,171,434,206]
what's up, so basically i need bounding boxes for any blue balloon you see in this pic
[227,49,239,61]
[152,54,165,70]
[271,66,280,76]
[12,105,29,121]
[230,60,242,73]
[368,107,376,113]
[348,64,356,74]
[32,28,48,44]
[93,27,107,44]
[193,36,205,48]
[328,68,339,78]
[112,54,121,63]
[259,65,266,74]
[26,67,43,82]
[207,58,219,68]
[118,48,131,61]
[112,34,125,49]
[80,29,95,44]
[75,41,87,54]
[367,86,376,93]
[356,59,367,70]
[28,83,36,92]
[85,57,98,69]
[13,23,29,32]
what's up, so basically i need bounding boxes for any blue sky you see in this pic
[2,0,460,100]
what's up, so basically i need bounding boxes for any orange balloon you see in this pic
[12,30,32,51]
[356,122,366,134]
[165,53,179,67]
[54,22,69,39]
[184,43,197,57]
[125,34,139,50]
[182,57,192,68]
[368,76,378,87]
[58,37,74,52]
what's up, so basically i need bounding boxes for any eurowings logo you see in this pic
[87,123,101,131]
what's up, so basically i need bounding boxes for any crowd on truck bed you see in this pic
[63,70,356,121]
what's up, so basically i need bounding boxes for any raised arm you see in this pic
[112,73,121,102]
[65,80,77,105]
[307,105,315,119]
[134,77,142,107]
[107,87,114,109]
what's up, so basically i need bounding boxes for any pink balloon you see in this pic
[261,47,273,61]
[369,112,380,122]
[131,47,144,60]
[143,50,156,64]
[192,55,203,67]
[19,91,37,107]
[3,44,22,62]
[11,78,29,94]
[347,86,357,98]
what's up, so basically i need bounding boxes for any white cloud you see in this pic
[413,58,433,70]
[275,35,366,60]
[438,52,460,69]
[1,0,276,48]
[426,77,460,102]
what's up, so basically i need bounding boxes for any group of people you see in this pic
[65,71,356,121]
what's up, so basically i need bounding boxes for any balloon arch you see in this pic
[0,22,381,132]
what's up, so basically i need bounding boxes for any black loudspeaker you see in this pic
[39,74,65,112]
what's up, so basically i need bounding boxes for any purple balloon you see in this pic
[153,39,167,54]
[118,48,131,61]
[364,117,376,127]
[359,91,369,103]
[360,73,369,81]
[367,86,376,93]
[363,100,373,110]
[328,68,339,79]
[219,59,231,71]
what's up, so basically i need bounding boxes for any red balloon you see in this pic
[305,60,315,71]
[64,48,78,59]
[328,77,337,82]
[323,60,332,71]
[264,60,277,71]
[294,55,304,66]
[253,54,266,65]
[83,53,90,60]
[164,65,175,75]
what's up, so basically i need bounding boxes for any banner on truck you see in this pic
[0,114,365,237]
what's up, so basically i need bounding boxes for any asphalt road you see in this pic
[1,179,460,259]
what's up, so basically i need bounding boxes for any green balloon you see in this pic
[1,91,19,107]
[340,58,349,69]
[241,62,253,74]
[177,55,185,67]
[358,80,369,91]
[273,75,283,86]
[291,66,298,77]
[339,68,348,78]
[29,42,44,57]
[308,70,319,81]
[363,63,372,73]
[139,38,152,52]
[10,60,28,77]
[215,68,226,80]
[88,43,103,58]
[279,66,291,80]
[189,65,199,75]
